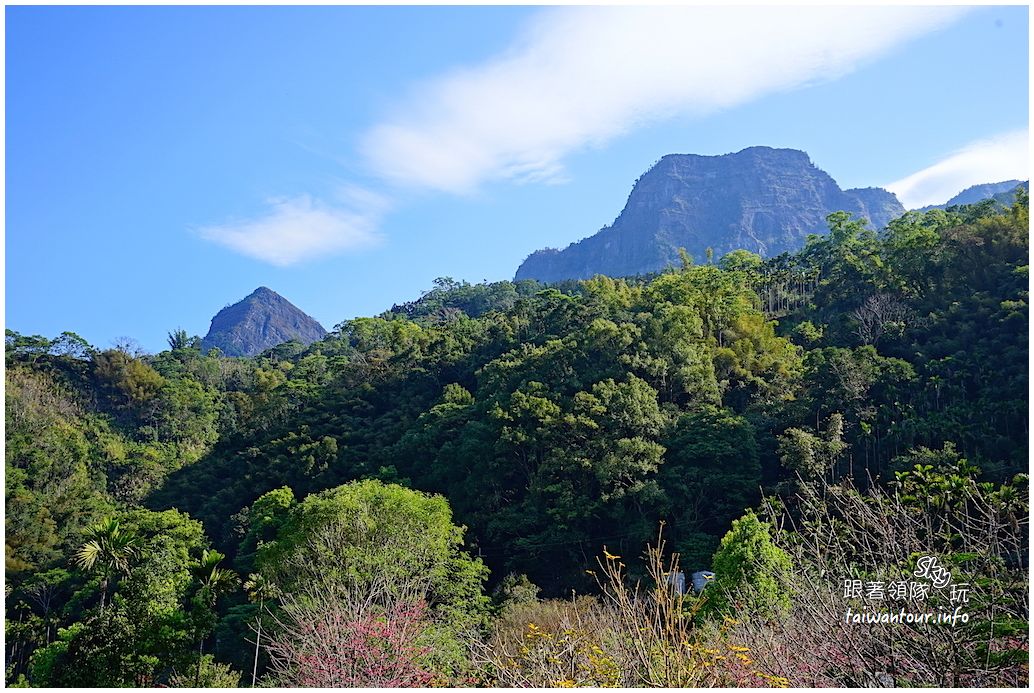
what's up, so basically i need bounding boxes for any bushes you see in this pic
[265,598,435,687]
[697,472,1029,687]
[478,596,624,687]
[251,480,488,685]
[702,510,792,618]
[476,472,1028,688]
[478,530,712,687]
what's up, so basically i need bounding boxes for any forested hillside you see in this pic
[5,194,1028,687]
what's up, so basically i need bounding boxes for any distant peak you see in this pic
[249,286,277,297]
[201,287,326,357]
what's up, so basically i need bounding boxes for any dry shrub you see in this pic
[477,471,1027,688]
[696,475,1028,687]
[481,595,623,687]
[476,526,776,687]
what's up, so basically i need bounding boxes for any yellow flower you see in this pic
[603,549,621,560]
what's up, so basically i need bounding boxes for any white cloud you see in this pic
[198,5,971,265]
[196,193,384,266]
[361,5,969,194]
[885,130,1030,209]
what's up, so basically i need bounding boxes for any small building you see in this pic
[691,570,715,594]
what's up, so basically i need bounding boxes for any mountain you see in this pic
[201,287,327,357]
[515,146,905,283]
[991,181,1029,206]
[918,180,1025,211]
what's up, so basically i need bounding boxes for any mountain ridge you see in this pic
[918,180,1027,211]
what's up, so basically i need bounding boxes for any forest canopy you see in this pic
[5,194,1029,687]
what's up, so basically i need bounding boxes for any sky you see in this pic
[4,4,1029,353]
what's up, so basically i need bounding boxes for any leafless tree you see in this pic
[702,475,1028,687]
[853,293,913,346]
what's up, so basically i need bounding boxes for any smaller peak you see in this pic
[248,286,279,298]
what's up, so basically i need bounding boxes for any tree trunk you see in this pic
[196,639,204,686]
[252,608,263,687]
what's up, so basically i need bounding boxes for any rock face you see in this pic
[515,146,904,283]
[920,180,1025,210]
[201,287,327,357]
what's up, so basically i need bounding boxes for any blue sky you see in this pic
[5,4,1029,353]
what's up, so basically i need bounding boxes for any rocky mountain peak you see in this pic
[515,147,904,283]
[201,287,326,357]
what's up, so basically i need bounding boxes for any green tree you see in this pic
[703,510,792,618]
[243,573,278,686]
[74,518,141,615]
[254,480,488,679]
[255,480,487,621]
[777,413,848,482]
[188,549,239,686]
[29,510,229,687]
[659,407,761,567]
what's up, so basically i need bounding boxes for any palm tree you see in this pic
[74,518,140,615]
[244,573,279,686]
[190,549,239,686]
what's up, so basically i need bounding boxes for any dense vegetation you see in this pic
[5,194,1028,686]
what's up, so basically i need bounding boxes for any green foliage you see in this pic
[777,413,848,481]
[704,511,792,618]
[249,480,488,680]
[22,508,241,687]
[659,407,762,567]
[5,368,112,574]
[74,518,140,575]
[492,573,541,609]
[254,480,488,626]
[387,276,544,323]
[93,349,166,414]
[6,193,1028,685]
[235,485,297,574]
[169,654,241,687]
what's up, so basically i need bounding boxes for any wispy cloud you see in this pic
[885,130,1030,209]
[196,192,384,266]
[199,6,968,264]
[361,5,968,194]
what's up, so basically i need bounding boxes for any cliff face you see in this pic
[515,147,904,283]
[201,287,327,357]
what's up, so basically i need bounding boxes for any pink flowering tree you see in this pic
[266,597,435,687]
